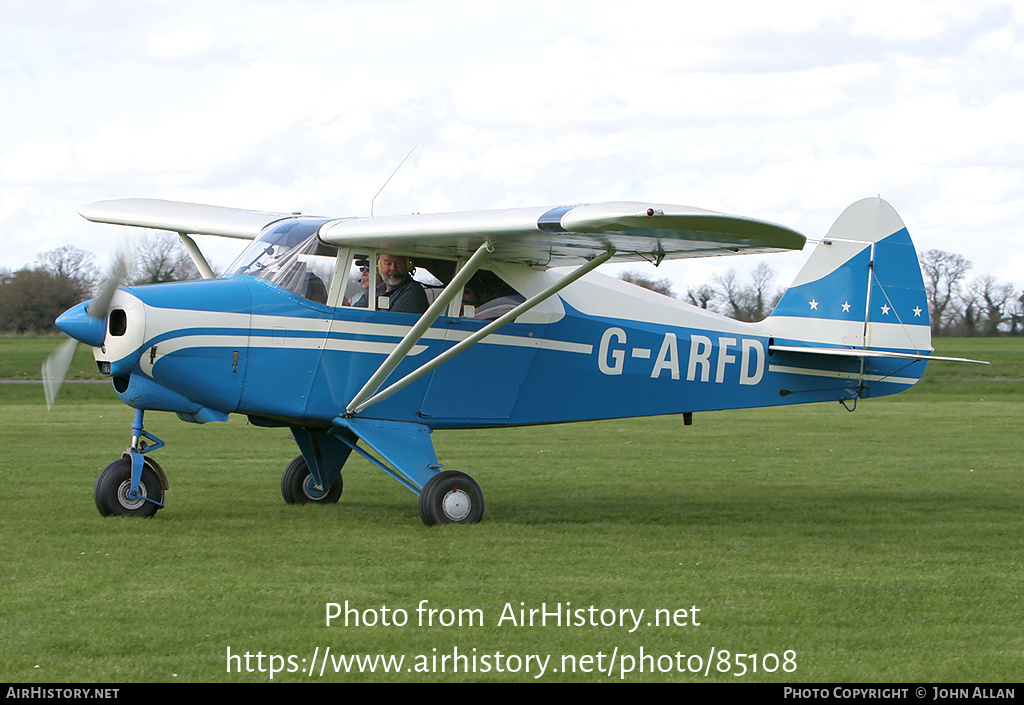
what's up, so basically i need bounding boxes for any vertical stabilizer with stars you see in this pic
[766,197,931,356]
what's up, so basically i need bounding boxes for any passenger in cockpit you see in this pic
[461,270,525,320]
[350,260,370,307]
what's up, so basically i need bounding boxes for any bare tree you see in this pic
[35,245,99,300]
[920,249,971,335]
[1011,291,1024,335]
[713,268,748,320]
[618,270,675,297]
[0,247,101,333]
[748,262,780,321]
[710,264,780,322]
[966,275,1016,336]
[130,233,201,285]
[685,283,717,310]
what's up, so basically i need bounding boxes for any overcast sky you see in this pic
[2,0,1021,296]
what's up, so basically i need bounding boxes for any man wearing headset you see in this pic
[376,254,428,314]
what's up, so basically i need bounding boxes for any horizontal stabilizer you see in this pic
[769,344,987,364]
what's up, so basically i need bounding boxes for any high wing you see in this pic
[79,198,806,267]
[79,198,303,240]
[319,201,805,267]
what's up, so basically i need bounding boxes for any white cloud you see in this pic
[146,23,217,61]
[0,136,75,184]
[0,0,1020,298]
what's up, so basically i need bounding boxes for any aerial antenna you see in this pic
[371,144,418,217]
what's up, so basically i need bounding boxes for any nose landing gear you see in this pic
[94,409,168,517]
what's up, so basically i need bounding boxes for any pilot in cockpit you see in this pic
[376,254,428,314]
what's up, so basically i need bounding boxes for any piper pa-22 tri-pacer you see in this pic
[44,196,980,524]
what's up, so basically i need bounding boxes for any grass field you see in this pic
[1,337,1021,682]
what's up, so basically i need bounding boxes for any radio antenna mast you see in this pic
[371,144,418,217]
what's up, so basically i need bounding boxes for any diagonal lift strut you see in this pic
[346,249,614,416]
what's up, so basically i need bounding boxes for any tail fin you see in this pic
[763,197,935,401]
[768,197,931,355]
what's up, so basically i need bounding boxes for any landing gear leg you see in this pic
[281,455,343,504]
[331,417,485,525]
[282,426,350,506]
[94,409,168,517]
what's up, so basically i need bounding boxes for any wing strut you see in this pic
[347,249,615,416]
[178,233,216,279]
[346,241,495,414]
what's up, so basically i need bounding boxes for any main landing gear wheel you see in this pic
[280,455,343,504]
[94,458,163,518]
[419,471,484,526]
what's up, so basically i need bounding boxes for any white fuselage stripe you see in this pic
[762,316,930,351]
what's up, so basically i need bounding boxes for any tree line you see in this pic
[1,236,1020,337]
[620,249,1024,337]
[0,234,200,335]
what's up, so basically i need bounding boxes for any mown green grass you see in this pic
[0,337,103,381]
[1,338,1021,682]
[928,337,1024,379]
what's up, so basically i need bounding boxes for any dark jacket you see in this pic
[376,277,428,314]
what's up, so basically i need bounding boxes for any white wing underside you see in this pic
[79,199,300,240]
[80,198,806,268]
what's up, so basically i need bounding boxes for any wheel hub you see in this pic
[116,480,148,510]
[302,475,328,501]
[441,488,471,522]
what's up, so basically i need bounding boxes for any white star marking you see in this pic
[880,304,891,315]
[913,306,922,317]
[809,299,819,310]
[841,301,851,313]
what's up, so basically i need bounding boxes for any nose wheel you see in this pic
[94,457,165,517]
[94,409,167,518]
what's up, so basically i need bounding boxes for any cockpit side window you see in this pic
[336,253,525,320]
[340,254,448,313]
[460,269,526,320]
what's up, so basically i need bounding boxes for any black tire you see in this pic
[419,471,484,525]
[94,458,163,518]
[280,455,342,504]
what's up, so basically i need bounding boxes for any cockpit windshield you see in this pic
[228,218,336,304]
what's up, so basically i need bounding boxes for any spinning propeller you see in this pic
[42,258,127,410]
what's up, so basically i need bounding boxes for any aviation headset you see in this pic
[376,254,415,277]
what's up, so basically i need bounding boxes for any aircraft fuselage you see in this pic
[84,268,920,432]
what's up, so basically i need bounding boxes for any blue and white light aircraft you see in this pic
[44,196,980,524]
